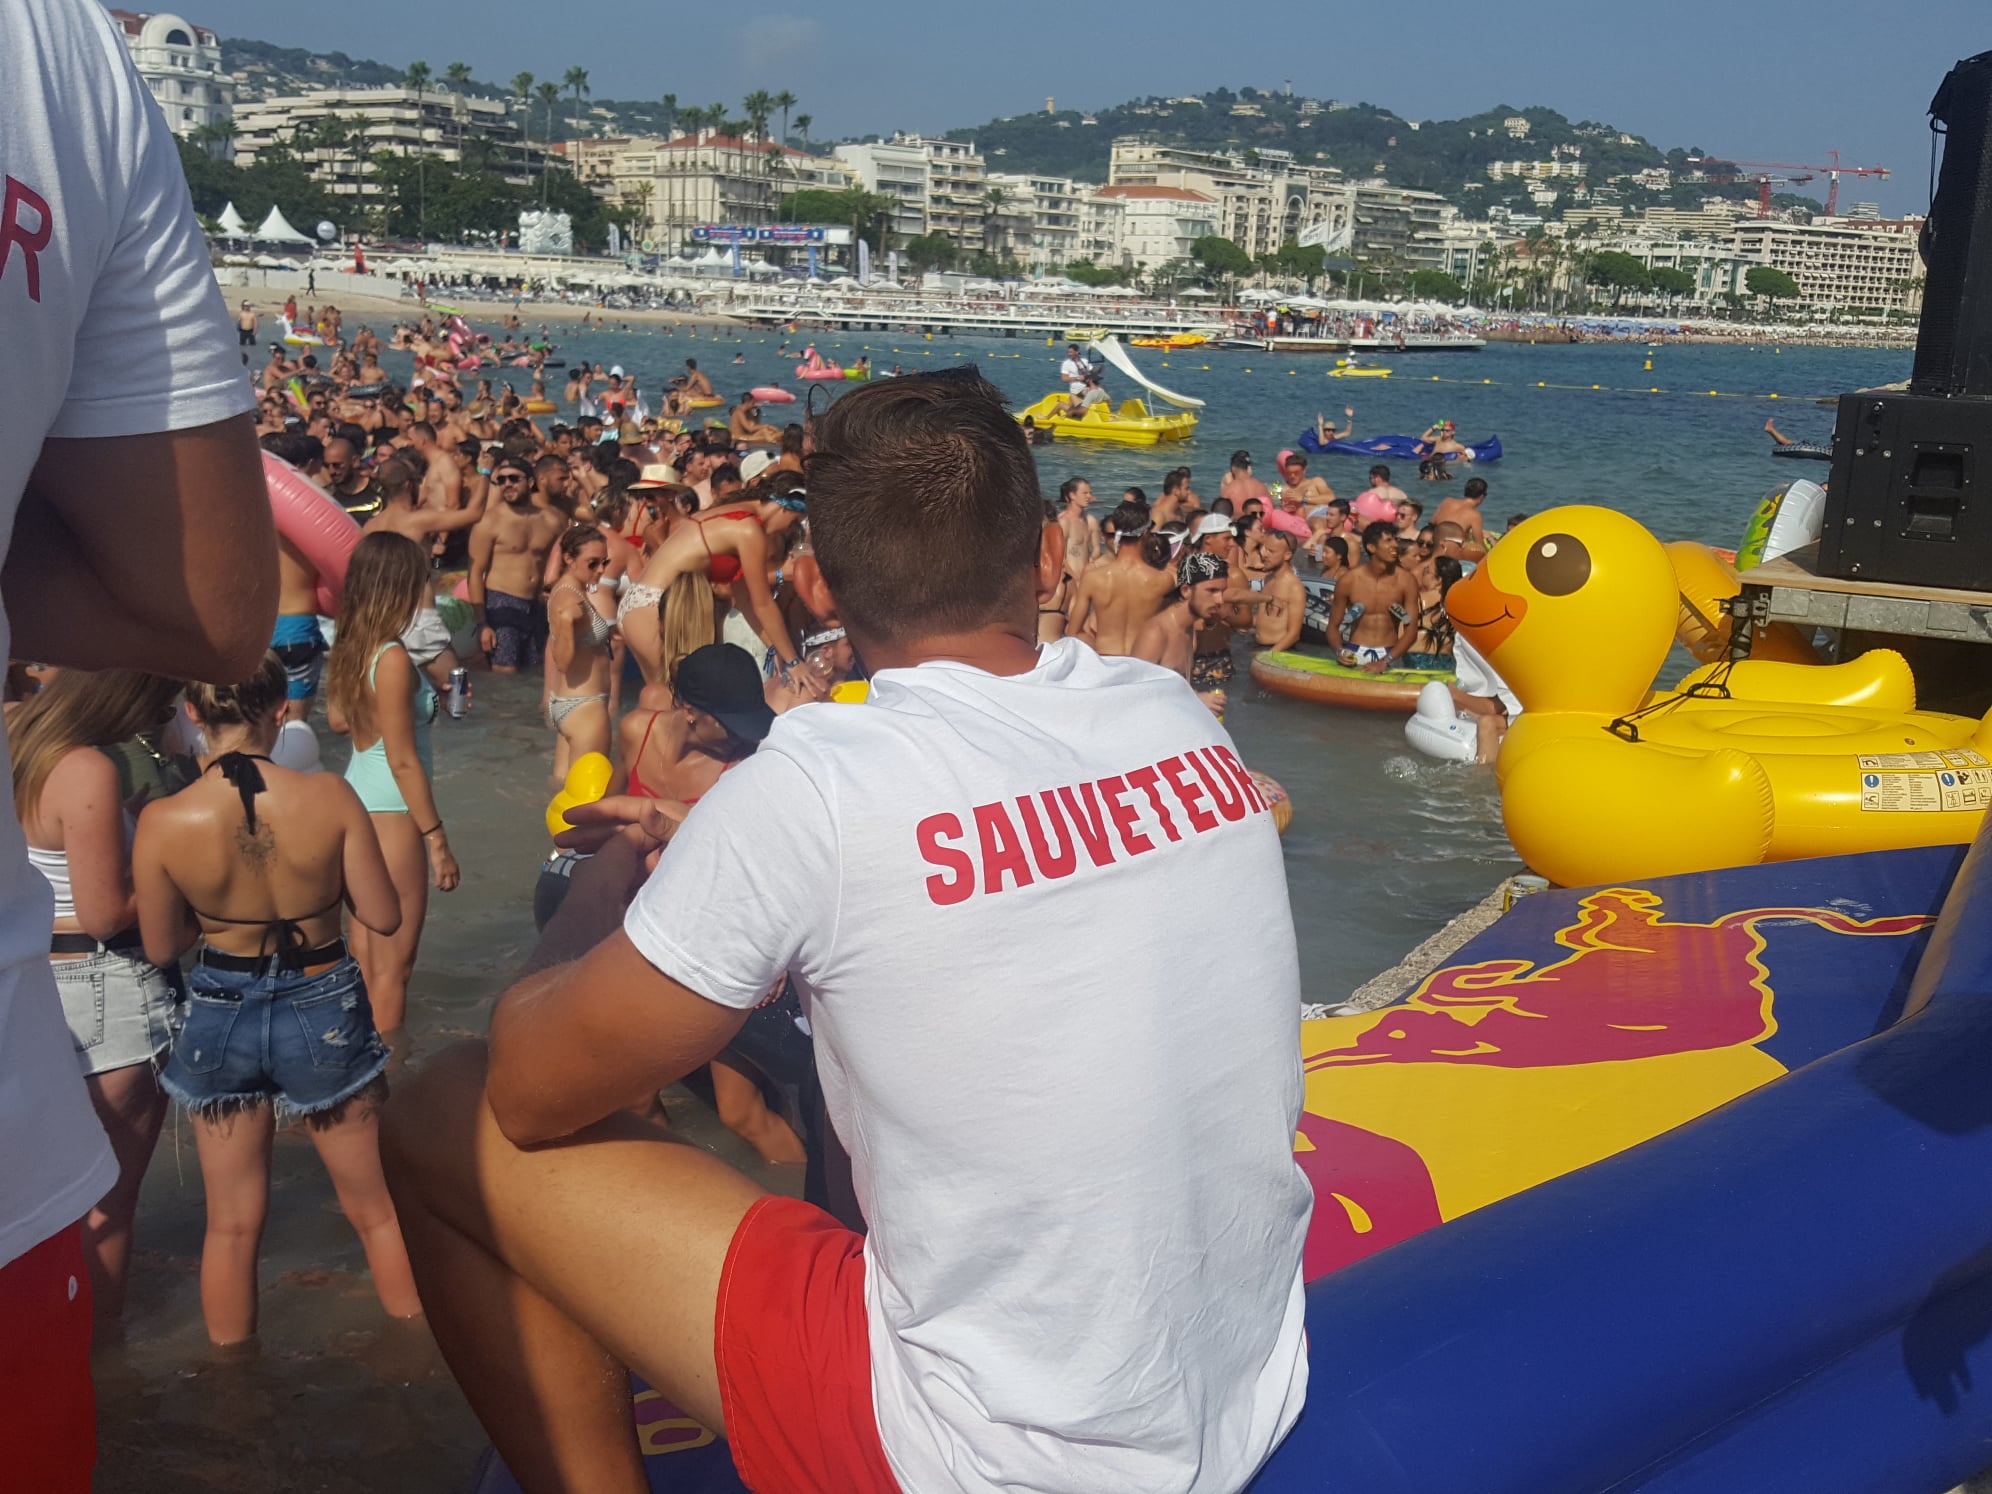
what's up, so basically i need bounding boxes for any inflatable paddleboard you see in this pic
[1251,649,1454,712]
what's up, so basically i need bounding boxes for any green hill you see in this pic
[211,38,1817,220]
[950,88,1803,218]
[954,87,1669,193]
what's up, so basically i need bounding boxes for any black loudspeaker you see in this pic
[1817,391,1992,587]
[1820,50,1992,587]
[1913,50,1992,397]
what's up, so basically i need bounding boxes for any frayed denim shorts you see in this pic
[53,947,183,1077]
[160,955,388,1123]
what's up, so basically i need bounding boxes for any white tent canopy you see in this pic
[215,201,248,237]
[253,204,315,245]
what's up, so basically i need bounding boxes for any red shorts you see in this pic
[0,1225,95,1493]
[714,1196,899,1494]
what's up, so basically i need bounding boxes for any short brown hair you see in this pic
[806,373,1041,644]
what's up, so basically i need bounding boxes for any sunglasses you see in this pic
[494,471,528,483]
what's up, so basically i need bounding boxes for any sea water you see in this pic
[436,323,1905,997]
[98,326,1908,1486]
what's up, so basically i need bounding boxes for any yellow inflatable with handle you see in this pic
[545,751,613,838]
[1448,506,1992,887]
[1665,541,1820,666]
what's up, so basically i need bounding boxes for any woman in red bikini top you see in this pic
[612,644,773,804]
[617,482,799,687]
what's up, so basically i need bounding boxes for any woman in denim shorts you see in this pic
[11,668,190,1338]
[134,655,422,1345]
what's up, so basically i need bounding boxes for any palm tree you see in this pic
[536,80,561,203]
[192,116,238,161]
[773,89,797,146]
[982,184,1008,257]
[836,185,894,254]
[445,62,472,155]
[793,113,812,150]
[740,91,773,185]
[625,181,654,245]
[659,92,678,139]
[346,114,371,204]
[564,66,590,147]
[405,60,432,232]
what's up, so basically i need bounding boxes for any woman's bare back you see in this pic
[144,763,362,957]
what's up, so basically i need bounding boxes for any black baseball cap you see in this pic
[675,645,774,744]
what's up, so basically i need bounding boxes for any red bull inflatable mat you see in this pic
[478,835,1992,1492]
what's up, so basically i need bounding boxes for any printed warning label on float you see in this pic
[1859,766,1992,812]
[1858,750,1991,771]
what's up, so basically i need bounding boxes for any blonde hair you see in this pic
[658,570,717,688]
[325,532,429,741]
[10,669,183,821]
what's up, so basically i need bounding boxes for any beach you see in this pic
[78,325,1916,1490]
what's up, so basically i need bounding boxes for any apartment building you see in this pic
[1350,182,1449,270]
[1107,138,1353,258]
[1486,159,1588,181]
[1078,190,1127,268]
[985,171,1083,268]
[232,86,543,201]
[566,134,840,244]
[109,9,233,139]
[906,136,987,244]
[1636,205,1751,239]
[1727,218,1924,313]
[833,138,929,242]
[1094,184,1220,270]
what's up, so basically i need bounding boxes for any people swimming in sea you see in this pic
[1326,521,1422,673]
[1417,420,1472,461]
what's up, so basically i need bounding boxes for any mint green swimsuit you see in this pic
[344,643,436,814]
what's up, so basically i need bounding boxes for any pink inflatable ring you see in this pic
[750,386,796,403]
[263,450,361,616]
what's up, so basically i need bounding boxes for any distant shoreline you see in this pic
[1479,325,1916,350]
[234,289,1910,353]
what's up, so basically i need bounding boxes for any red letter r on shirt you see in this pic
[1,176,52,303]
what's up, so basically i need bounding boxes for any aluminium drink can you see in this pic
[447,666,470,718]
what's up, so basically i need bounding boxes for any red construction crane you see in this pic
[1694,152,1893,217]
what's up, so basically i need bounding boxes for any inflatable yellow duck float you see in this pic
[1449,506,1992,886]
[545,751,613,838]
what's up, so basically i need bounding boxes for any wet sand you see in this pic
[96,669,795,1492]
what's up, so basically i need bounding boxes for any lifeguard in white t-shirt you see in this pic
[385,371,1310,1494]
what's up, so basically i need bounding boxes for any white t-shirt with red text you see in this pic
[628,639,1310,1494]
[1,0,254,1267]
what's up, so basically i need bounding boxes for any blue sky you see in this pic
[193,0,1980,215]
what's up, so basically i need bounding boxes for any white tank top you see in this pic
[27,844,74,922]
[28,808,135,925]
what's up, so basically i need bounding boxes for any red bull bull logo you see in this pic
[1296,887,1935,1277]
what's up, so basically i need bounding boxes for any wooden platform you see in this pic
[1737,542,1992,646]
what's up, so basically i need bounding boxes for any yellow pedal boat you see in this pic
[1016,393,1198,446]
[1129,333,1209,349]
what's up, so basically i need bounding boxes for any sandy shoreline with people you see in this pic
[230,286,745,330]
